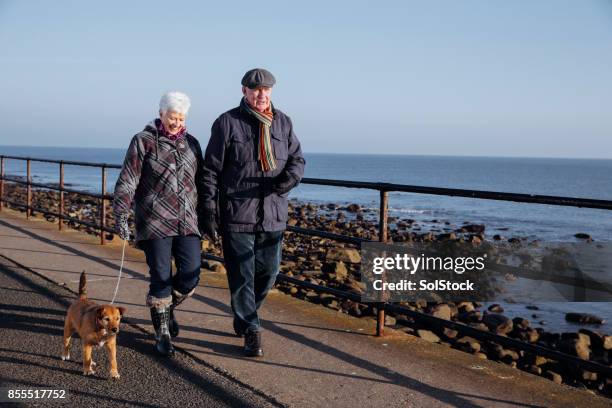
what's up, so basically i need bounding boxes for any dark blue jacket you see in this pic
[201,100,305,232]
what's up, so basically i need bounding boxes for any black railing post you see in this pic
[100,166,106,245]
[0,156,4,212]
[59,162,64,230]
[26,159,32,219]
[376,189,389,336]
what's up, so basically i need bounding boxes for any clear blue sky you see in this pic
[1,0,611,158]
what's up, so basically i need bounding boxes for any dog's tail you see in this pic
[78,271,87,300]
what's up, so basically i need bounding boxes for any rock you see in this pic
[430,304,452,321]
[326,247,361,264]
[605,336,612,350]
[493,234,503,241]
[442,328,458,339]
[512,317,530,329]
[565,313,605,325]
[545,371,563,384]
[456,336,481,353]
[559,333,591,360]
[574,233,591,240]
[528,365,542,375]
[385,315,396,326]
[417,330,440,343]
[581,370,597,381]
[457,301,475,313]
[457,224,485,234]
[483,313,513,335]
[346,203,361,213]
[323,261,348,280]
[578,329,609,350]
[210,262,226,274]
[525,305,539,310]
[488,304,504,313]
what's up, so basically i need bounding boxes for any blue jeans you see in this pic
[141,234,202,300]
[222,231,283,332]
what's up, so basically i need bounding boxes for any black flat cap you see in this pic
[241,68,276,89]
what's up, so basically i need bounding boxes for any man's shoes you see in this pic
[233,317,245,338]
[150,307,175,357]
[243,329,263,357]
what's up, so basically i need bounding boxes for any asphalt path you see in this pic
[0,256,279,408]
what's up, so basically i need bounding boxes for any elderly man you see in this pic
[201,68,305,357]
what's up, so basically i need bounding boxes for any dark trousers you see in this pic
[222,230,283,332]
[141,234,202,300]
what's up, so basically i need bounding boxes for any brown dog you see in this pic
[62,272,126,379]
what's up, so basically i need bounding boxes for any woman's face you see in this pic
[159,110,186,135]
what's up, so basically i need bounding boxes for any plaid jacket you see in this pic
[113,120,204,242]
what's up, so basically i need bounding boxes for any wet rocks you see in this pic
[482,313,513,335]
[565,313,605,325]
[325,247,361,264]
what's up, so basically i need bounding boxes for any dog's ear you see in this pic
[117,306,127,317]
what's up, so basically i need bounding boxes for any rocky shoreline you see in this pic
[2,183,610,397]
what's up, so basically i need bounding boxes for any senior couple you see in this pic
[113,68,305,358]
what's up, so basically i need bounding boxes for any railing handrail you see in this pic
[2,153,612,378]
[3,154,612,210]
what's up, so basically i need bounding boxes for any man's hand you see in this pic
[117,213,131,241]
[200,212,218,241]
[272,173,298,195]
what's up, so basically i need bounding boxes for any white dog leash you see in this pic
[110,239,126,305]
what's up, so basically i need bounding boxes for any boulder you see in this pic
[483,313,513,335]
[430,304,452,321]
[565,313,605,325]
[417,330,440,343]
[326,247,361,264]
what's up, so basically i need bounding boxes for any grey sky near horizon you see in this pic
[0,1,611,159]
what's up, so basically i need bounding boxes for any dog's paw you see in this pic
[110,370,120,379]
[83,369,95,376]
[61,353,70,361]
[91,361,97,368]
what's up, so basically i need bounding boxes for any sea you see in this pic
[1,145,611,334]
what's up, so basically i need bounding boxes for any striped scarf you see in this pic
[243,99,276,172]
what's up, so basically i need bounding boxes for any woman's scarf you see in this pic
[156,118,186,142]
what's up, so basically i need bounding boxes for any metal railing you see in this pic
[1,154,612,378]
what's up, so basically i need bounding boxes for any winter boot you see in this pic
[150,306,175,357]
[169,289,194,338]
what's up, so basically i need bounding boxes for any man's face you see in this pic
[243,86,272,113]
[159,110,186,135]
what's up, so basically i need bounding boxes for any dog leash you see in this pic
[110,239,126,305]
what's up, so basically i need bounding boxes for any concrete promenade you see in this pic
[0,207,609,408]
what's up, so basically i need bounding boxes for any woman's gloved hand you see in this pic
[117,213,131,241]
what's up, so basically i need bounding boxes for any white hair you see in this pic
[159,91,191,115]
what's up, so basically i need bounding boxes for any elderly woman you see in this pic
[113,91,204,357]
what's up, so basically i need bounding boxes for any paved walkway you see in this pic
[0,207,609,408]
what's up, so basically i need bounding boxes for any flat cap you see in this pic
[241,68,276,89]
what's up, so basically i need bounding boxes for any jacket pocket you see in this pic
[273,194,288,222]
[226,197,258,224]
[230,134,255,164]
[271,132,288,162]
